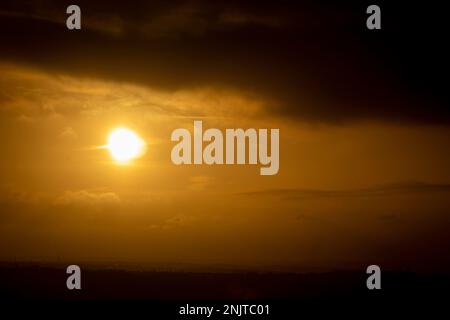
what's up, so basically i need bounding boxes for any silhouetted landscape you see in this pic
[1,263,449,302]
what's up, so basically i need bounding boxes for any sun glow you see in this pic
[107,128,146,163]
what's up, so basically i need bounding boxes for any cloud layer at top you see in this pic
[0,0,449,124]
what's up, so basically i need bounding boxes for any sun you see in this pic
[107,127,146,163]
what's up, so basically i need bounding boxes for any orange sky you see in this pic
[1,1,450,273]
[1,63,450,272]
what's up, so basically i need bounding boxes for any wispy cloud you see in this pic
[54,190,121,206]
[239,181,450,200]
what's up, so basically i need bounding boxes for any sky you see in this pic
[0,0,450,272]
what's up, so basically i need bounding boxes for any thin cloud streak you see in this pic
[239,182,450,200]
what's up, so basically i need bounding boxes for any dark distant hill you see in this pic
[0,262,449,301]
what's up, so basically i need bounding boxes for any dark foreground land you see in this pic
[0,263,449,316]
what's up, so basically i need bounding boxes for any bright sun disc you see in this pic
[107,128,146,163]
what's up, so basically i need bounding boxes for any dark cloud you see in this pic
[0,0,449,124]
[240,181,450,200]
